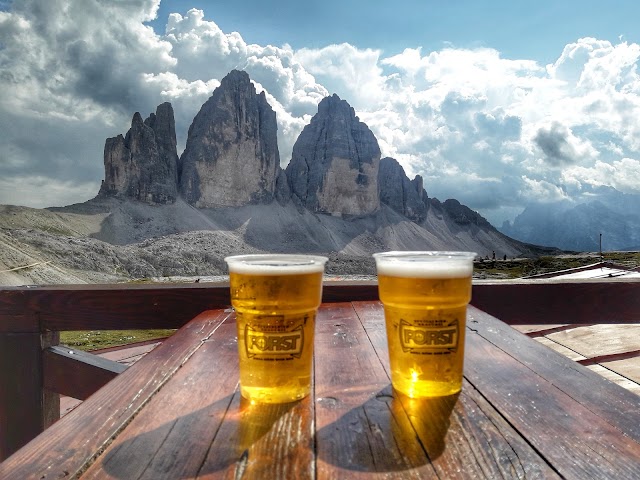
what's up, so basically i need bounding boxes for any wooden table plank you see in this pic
[466,307,640,443]
[314,302,434,479]
[465,307,640,479]
[3,301,640,480]
[81,321,240,479]
[585,364,640,395]
[352,301,559,479]
[546,324,640,357]
[533,337,588,361]
[0,309,232,480]
[83,314,316,480]
[197,391,315,479]
[601,357,640,389]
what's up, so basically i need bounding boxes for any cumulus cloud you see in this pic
[0,1,329,193]
[0,0,176,200]
[2,2,640,228]
[294,44,385,108]
[533,122,597,166]
[562,158,640,194]
[149,8,329,158]
[521,177,569,203]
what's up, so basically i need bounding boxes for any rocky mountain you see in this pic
[378,157,428,222]
[286,94,381,216]
[1,69,558,286]
[1,195,552,285]
[179,70,282,207]
[99,102,179,204]
[501,189,640,251]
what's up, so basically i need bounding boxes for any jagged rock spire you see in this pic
[285,94,381,216]
[179,70,281,207]
[378,157,429,222]
[99,102,179,204]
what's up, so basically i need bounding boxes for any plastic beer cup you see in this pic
[225,254,328,403]
[373,251,476,398]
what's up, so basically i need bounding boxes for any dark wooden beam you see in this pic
[2,279,639,333]
[0,282,382,332]
[0,330,59,461]
[578,349,640,366]
[472,279,640,324]
[43,346,127,400]
[0,284,231,332]
[323,281,378,302]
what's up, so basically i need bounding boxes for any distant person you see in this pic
[492,251,496,260]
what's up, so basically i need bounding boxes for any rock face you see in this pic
[439,199,492,228]
[286,94,381,216]
[179,70,281,208]
[99,102,179,204]
[378,157,428,222]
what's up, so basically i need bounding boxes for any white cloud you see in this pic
[562,158,640,194]
[548,37,640,91]
[2,2,640,228]
[521,177,569,203]
[532,121,598,167]
[159,8,329,158]
[0,175,99,208]
[294,43,385,108]
[164,9,248,81]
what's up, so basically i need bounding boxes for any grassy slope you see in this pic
[474,251,640,278]
[60,330,176,351]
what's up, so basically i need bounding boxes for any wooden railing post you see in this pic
[0,324,59,461]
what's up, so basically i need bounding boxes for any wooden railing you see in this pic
[1,279,639,460]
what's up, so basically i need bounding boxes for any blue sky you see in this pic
[149,0,640,63]
[2,0,640,226]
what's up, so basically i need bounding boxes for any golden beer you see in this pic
[225,254,327,404]
[374,251,475,398]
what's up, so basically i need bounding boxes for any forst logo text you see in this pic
[249,333,300,352]
[399,320,459,354]
[245,326,304,359]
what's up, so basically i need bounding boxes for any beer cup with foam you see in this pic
[373,251,476,398]
[225,254,328,403]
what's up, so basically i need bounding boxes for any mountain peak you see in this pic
[179,69,281,207]
[99,103,179,205]
[286,95,381,216]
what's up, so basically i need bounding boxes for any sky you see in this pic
[2,0,640,226]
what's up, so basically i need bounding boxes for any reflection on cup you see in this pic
[373,251,476,398]
[225,254,328,403]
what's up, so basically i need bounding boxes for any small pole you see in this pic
[599,233,602,260]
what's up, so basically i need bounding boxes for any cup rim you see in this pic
[372,251,477,262]
[224,254,329,272]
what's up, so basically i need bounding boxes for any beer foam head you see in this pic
[373,251,475,278]
[225,254,328,275]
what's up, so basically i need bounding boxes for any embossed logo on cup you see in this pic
[245,324,304,360]
[399,320,459,354]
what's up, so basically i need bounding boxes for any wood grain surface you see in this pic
[0,309,232,478]
[2,302,640,479]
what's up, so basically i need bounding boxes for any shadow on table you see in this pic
[397,390,460,460]
[100,388,458,478]
[100,393,309,478]
[315,386,459,473]
[199,395,313,477]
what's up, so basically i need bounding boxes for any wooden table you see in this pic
[2,301,640,479]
